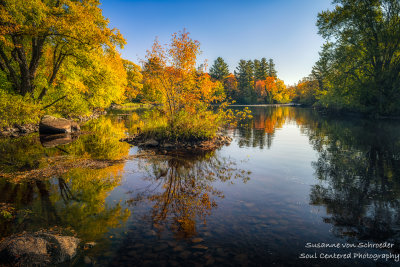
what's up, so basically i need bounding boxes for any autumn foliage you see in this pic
[0,0,129,123]
[140,30,228,140]
[142,30,224,119]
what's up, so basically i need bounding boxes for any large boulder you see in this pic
[39,115,80,134]
[0,232,80,266]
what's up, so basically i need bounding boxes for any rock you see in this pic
[191,237,204,243]
[167,241,177,247]
[84,241,96,249]
[206,256,215,265]
[109,103,122,109]
[179,251,191,259]
[146,230,157,237]
[244,202,255,208]
[39,115,80,134]
[1,131,10,137]
[0,232,80,266]
[162,143,174,149]
[14,124,27,133]
[173,245,185,252]
[144,139,159,147]
[191,244,208,250]
[84,256,92,264]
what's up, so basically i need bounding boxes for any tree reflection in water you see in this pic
[307,118,400,247]
[127,151,250,239]
[0,116,131,241]
[235,106,299,149]
[232,106,400,248]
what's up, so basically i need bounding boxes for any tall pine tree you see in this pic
[255,57,269,81]
[209,57,230,81]
[235,60,256,104]
[268,59,277,78]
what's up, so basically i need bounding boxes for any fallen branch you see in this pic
[42,95,67,110]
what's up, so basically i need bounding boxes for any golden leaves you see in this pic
[142,30,223,119]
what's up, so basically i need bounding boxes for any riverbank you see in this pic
[311,105,400,120]
[0,109,107,138]
[227,103,300,107]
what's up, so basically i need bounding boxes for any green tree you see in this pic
[254,57,269,81]
[235,60,256,104]
[316,0,400,115]
[268,58,277,78]
[209,57,230,81]
[253,59,261,81]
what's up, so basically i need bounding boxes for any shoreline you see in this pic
[0,110,107,138]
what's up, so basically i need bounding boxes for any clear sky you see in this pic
[100,0,333,85]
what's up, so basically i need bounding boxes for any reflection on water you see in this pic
[0,165,130,241]
[234,107,301,149]
[308,118,400,248]
[127,152,250,239]
[0,117,130,242]
[236,107,400,250]
[40,133,77,148]
[1,106,400,266]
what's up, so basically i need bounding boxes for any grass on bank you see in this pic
[128,106,251,142]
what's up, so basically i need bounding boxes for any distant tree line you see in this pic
[208,57,294,104]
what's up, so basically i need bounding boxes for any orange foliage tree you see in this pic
[254,76,293,104]
[142,30,224,121]
[223,74,239,100]
[293,78,319,105]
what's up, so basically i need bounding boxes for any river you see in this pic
[1,106,399,266]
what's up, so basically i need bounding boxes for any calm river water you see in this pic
[1,106,400,266]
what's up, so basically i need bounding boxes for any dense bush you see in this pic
[0,91,42,128]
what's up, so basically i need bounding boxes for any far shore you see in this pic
[225,103,301,107]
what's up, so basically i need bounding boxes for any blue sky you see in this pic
[101,0,333,85]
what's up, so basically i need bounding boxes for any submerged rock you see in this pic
[39,115,80,134]
[0,232,80,266]
[144,139,159,147]
[191,237,204,243]
[191,244,208,250]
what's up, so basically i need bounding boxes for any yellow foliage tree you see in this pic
[123,59,143,101]
[0,0,127,117]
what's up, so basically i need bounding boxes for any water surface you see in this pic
[1,106,400,266]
